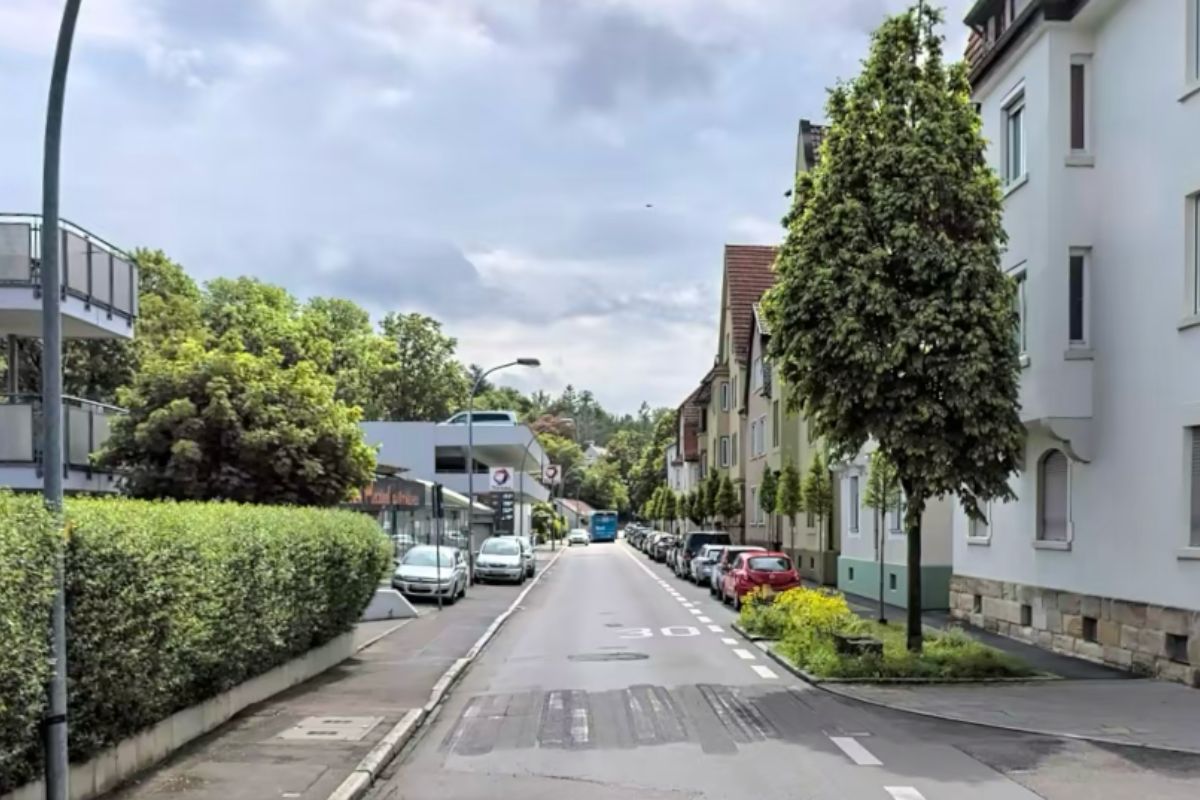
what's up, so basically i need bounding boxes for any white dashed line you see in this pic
[732,648,756,661]
[830,736,882,766]
[884,789,925,800]
[751,665,778,679]
[697,616,712,623]
[721,637,738,645]
[689,609,702,615]
[707,625,724,633]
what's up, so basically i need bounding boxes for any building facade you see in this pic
[949,0,1200,683]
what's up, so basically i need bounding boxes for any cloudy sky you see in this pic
[0,0,972,414]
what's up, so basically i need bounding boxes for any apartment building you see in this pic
[949,0,1200,684]
[1,214,137,492]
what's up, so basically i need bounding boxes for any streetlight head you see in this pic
[517,357,541,367]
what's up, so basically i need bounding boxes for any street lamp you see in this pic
[466,358,540,576]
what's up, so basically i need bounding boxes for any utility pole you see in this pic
[41,3,83,799]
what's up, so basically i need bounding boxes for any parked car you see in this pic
[709,546,766,597]
[515,535,535,577]
[689,543,725,585]
[652,534,676,563]
[567,528,590,546]
[438,410,518,425]
[720,551,800,610]
[672,531,731,578]
[474,536,526,584]
[392,545,468,603]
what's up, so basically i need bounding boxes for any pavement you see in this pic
[364,540,1200,800]
[105,549,558,800]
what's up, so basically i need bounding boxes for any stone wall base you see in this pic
[950,575,1200,687]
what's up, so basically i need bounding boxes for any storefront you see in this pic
[347,475,493,558]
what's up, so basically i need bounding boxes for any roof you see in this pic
[725,245,778,363]
[557,498,596,516]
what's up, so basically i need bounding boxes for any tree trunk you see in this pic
[903,478,924,653]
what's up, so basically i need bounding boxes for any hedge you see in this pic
[0,495,390,795]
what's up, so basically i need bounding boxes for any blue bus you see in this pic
[589,510,619,543]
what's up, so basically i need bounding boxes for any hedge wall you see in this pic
[0,495,390,795]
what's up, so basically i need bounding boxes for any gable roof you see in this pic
[725,244,778,363]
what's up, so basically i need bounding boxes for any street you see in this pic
[368,542,1200,800]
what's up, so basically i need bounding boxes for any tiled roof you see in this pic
[558,498,595,516]
[677,379,708,461]
[725,244,778,363]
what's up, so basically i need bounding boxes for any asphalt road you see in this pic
[370,541,1200,800]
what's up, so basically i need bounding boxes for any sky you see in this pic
[0,0,973,415]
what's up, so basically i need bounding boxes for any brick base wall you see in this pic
[950,575,1200,687]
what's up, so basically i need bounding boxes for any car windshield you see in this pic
[401,547,457,567]
[747,556,792,572]
[481,539,520,555]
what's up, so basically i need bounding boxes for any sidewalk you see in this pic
[107,552,554,800]
[828,590,1200,753]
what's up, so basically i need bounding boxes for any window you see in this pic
[806,509,815,527]
[1167,633,1190,664]
[720,382,730,411]
[751,357,762,392]
[1190,194,1200,316]
[772,400,780,448]
[888,493,906,535]
[732,433,738,466]
[968,502,990,540]
[1189,428,1200,547]
[1069,249,1088,346]
[720,436,730,467]
[1004,91,1026,184]
[1190,0,1200,83]
[1013,269,1028,354]
[849,476,860,532]
[1038,449,1070,542]
[1069,58,1088,153]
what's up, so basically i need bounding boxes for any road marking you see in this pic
[751,665,778,679]
[732,648,756,661]
[830,736,882,766]
[707,625,724,633]
[698,616,712,623]
[884,789,925,800]
[721,637,738,645]
[570,707,590,745]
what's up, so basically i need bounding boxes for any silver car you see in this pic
[515,535,536,578]
[392,546,468,603]
[689,544,724,585]
[474,536,526,584]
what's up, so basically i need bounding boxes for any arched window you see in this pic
[1038,449,1069,542]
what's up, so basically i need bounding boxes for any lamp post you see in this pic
[466,358,539,577]
[41,3,84,798]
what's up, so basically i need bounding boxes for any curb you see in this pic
[325,546,567,800]
[729,622,1200,756]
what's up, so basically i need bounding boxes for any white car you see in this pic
[392,546,468,603]
[439,410,518,425]
[567,528,590,546]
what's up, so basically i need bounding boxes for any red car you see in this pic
[721,551,800,610]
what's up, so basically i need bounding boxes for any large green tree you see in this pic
[539,433,586,496]
[628,409,675,511]
[99,338,375,505]
[764,5,1023,650]
[375,313,470,421]
[579,460,629,513]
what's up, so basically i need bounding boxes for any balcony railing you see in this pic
[0,394,123,472]
[0,213,138,323]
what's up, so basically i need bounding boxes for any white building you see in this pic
[950,0,1200,684]
[1,215,136,492]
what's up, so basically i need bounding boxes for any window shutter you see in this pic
[1040,451,1069,541]
[1191,429,1200,547]
[1069,254,1085,343]
[1070,63,1085,150]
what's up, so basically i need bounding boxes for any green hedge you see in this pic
[0,495,390,794]
[0,494,58,794]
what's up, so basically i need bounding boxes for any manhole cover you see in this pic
[276,715,383,742]
[568,652,649,662]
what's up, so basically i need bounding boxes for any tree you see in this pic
[376,313,470,421]
[99,338,375,505]
[759,467,780,548]
[687,490,703,526]
[863,448,902,621]
[716,475,740,533]
[700,470,720,526]
[776,460,803,549]
[628,409,675,511]
[539,433,586,496]
[763,5,1023,650]
[802,452,833,553]
[531,501,561,542]
[579,460,629,513]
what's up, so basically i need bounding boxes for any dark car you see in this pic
[671,531,731,579]
[709,545,766,597]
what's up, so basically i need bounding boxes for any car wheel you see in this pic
[733,593,742,612]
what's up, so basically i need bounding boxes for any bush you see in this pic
[739,586,858,641]
[0,493,58,793]
[0,497,390,795]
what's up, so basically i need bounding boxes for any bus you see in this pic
[589,510,619,543]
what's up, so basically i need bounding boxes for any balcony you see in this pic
[0,213,137,340]
[0,394,123,492]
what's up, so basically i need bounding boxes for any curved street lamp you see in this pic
[465,358,540,575]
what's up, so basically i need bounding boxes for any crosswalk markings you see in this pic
[751,665,778,679]
[884,789,925,800]
[830,736,882,766]
[707,625,724,633]
[732,648,756,661]
[689,609,703,615]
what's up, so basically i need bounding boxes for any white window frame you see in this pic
[1188,0,1200,87]
[1068,247,1090,348]
[751,357,762,392]
[967,501,992,545]
[720,381,730,411]
[1188,193,1200,319]
[1188,427,1200,550]
[1035,448,1073,549]
[750,486,760,526]
[732,432,738,466]
[1067,54,1092,159]
[1003,86,1027,186]
[848,475,860,534]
